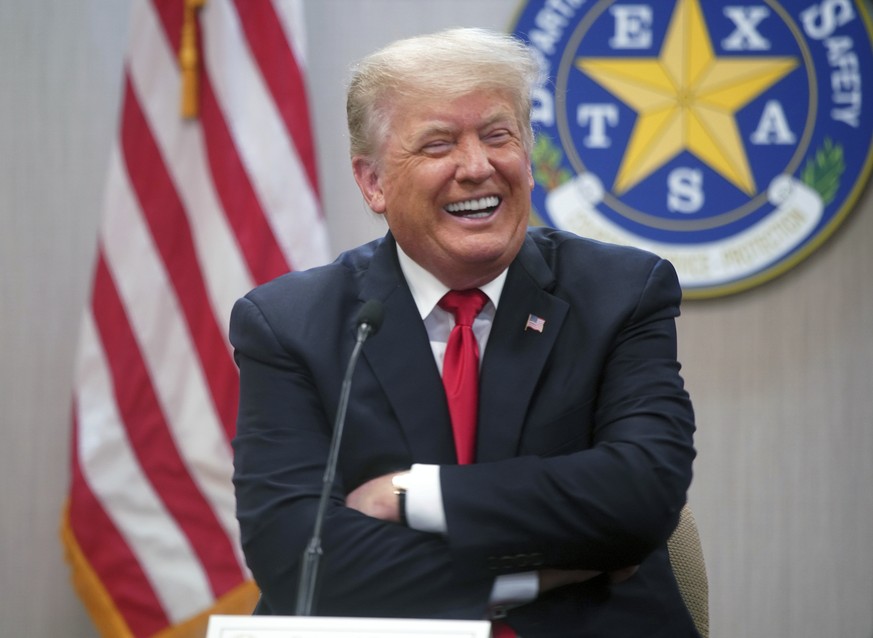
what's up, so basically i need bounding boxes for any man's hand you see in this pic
[345,472,404,522]
[538,568,602,592]
[608,565,639,584]
[538,564,639,593]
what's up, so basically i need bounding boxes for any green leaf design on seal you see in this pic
[532,134,573,191]
[801,137,844,205]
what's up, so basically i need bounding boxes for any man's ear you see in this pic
[352,156,386,214]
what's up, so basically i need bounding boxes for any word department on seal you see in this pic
[512,0,873,297]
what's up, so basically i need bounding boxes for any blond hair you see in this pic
[346,28,539,160]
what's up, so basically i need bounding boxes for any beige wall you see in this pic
[1,1,871,636]
[679,201,873,636]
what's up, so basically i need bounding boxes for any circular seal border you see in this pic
[510,0,873,298]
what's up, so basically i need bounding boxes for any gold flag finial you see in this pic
[180,0,207,119]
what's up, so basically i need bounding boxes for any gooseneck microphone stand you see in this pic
[294,300,384,616]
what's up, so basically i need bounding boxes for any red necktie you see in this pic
[438,289,488,465]
[440,290,518,638]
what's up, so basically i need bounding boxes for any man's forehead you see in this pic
[401,97,517,132]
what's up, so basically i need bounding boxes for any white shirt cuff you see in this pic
[489,572,539,607]
[405,463,446,533]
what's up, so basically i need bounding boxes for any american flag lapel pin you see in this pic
[524,314,545,333]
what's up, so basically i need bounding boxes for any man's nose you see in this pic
[454,138,494,182]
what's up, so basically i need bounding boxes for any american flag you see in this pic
[60,1,330,636]
[525,314,546,333]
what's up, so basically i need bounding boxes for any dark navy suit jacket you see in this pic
[230,227,699,637]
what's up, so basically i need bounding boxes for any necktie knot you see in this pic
[439,289,488,327]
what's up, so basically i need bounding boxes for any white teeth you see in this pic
[445,196,500,214]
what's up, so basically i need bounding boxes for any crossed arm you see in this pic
[346,472,639,595]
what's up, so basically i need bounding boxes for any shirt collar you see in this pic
[396,243,507,320]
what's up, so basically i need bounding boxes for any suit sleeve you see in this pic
[230,295,493,618]
[439,257,696,576]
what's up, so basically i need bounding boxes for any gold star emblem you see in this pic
[576,0,798,195]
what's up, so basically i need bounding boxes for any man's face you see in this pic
[353,90,534,289]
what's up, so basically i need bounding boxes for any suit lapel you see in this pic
[358,235,457,464]
[477,236,569,462]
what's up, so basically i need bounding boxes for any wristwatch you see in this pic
[391,471,411,526]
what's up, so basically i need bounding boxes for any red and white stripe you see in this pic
[63,1,330,636]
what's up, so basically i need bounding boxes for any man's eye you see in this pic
[422,141,451,153]
[485,130,512,143]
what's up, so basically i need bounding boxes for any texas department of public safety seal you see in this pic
[512,0,873,297]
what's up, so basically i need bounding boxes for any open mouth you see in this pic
[444,196,501,219]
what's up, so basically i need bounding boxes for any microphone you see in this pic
[295,300,384,616]
[355,299,384,341]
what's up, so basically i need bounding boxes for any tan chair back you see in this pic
[667,504,709,637]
